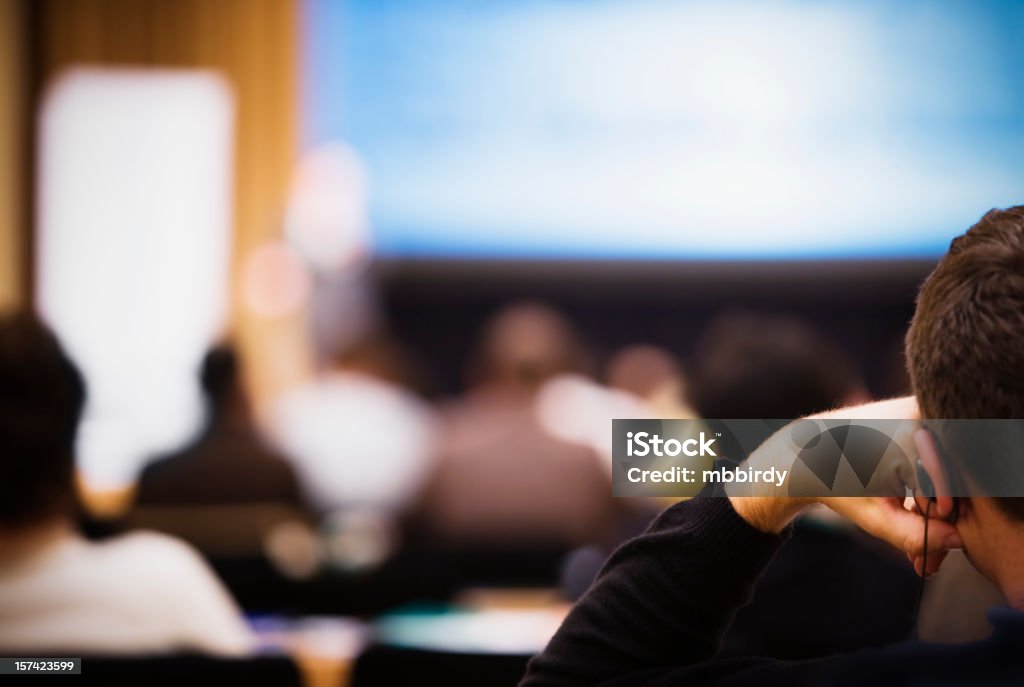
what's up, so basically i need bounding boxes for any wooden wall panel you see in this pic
[30,0,301,399]
[0,0,28,312]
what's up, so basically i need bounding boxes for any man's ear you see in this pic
[914,428,956,519]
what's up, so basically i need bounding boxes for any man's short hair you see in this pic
[0,312,85,527]
[905,206,1024,520]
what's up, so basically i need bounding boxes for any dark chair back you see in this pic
[351,644,531,687]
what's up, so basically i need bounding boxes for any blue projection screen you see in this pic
[304,0,1024,259]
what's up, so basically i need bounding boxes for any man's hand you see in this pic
[822,496,961,576]
[729,397,962,573]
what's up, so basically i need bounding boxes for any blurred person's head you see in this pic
[330,330,430,394]
[905,206,1024,594]
[877,335,912,399]
[605,345,683,400]
[201,344,243,418]
[605,344,697,418]
[0,313,85,529]
[690,312,867,419]
[468,302,590,392]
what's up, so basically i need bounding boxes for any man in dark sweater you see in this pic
[522,208,1024,687]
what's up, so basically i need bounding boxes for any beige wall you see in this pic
[0,0,26,313]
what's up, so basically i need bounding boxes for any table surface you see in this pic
[249,589,570,687]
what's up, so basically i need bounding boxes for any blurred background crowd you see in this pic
[0,0,1020,685]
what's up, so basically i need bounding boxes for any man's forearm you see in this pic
[520,497,787,686]
[729,494,808,533]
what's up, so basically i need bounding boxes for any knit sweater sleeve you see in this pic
[520,497,786,686]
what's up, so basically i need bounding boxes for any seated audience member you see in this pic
[269,332,437,517]
[136,345,305,509]
[536,341,698,466]
[690,312,869,420]
[521,207,1024,686]
[605,344,698,419]
[414,302,618,548]
[690,312,918,659]
[0,313,252,655]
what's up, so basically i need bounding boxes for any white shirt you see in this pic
[0,529,253,656]
[270,371,438,514]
